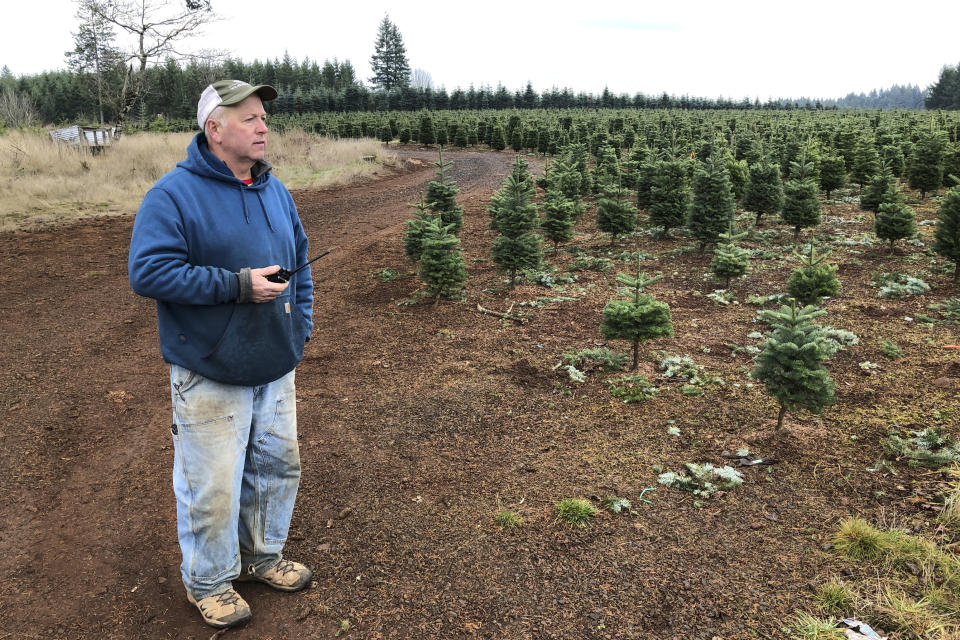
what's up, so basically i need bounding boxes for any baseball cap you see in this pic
[197,80,278,131]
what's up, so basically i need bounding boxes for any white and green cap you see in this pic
[197,80,278,131]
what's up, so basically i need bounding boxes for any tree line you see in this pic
[0,57,934,129]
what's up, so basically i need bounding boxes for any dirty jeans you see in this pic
[169,363,301,599]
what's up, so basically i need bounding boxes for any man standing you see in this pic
[129,80,314,629]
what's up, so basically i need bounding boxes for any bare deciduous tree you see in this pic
[88,0,220,136]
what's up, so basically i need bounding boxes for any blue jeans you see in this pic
[169,363,301,599]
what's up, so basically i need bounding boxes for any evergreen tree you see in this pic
[725,156,749,202]
[591,145,620,193]
[419,222,467,302]
[635,160,658,210]
[488,120,506,151]
[819,154,847,199]
[881,144,906,178]
[933,186,960,284]
[781,157,821,241]
[742,158,784,227]
[687,157,735,250]
[424,146,464,234]
[600,265,673,370]
[404,193,438,262]
[786,241,841,306]
[417,111,435,145]
[851,137,880,189]
[875,201,917,253]
[540,182,577,253]
[66,0,124,125]
[750,303,836,430]
[648,158,689,235]
[710,225,751,288]
[596,180,637,244]
[908,130,947,199]
[368,15,410,90]
[490,166,542,285]
[859,163,902,213]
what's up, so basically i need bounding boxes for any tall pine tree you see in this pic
[369,15,410,90]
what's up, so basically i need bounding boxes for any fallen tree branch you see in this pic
[476,303,526,324]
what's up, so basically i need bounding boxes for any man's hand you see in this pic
[249,265,290,302]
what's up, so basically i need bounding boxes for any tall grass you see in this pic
[0,129,394,232]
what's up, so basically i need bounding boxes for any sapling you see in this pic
[403,192,438,262]
[874,200,917,253]
[418,222,466,303]
[600,260,673,370]
[710,224,751,288]
[742,158,784,227]
[489,160,542,286]
[595,179,637,244]
[687,156,736,250]
[781,155,822,241]
[933,185,960,284]
[786,240,841,305]
[424,146,464,234]
[750,302,836,430]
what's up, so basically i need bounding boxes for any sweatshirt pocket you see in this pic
[202,293,307,386]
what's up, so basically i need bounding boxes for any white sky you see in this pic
[4,0,959,101]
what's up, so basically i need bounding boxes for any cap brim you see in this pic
[220,84,278,106]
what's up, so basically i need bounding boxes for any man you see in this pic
[129,80,314,629]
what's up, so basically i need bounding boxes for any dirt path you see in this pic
[0,145,957,639]
[0,148,520,639]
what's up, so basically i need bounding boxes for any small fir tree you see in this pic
[933,185,960,284]
[819,154,847,199]
[750,302,836,430]
[489,156,535,231]
[596,180,637,244]
[600,265,673,370]
[874,200,917,253]
[851,137,880,190]
[404,193,438,262]
[687,157,736,250]
[635,160,658,210]
[743,158,784,227]
[540,183,577,253]
[908,130,946,199]
[419,222,467,302]
[418,112,435,145]
[488,120,506,151]
[490,169,542,285]
[781,158,822,241]
[424,146,464,234]
[591,145,621,193]
[786,241,841,306]
[710,225,751,288]
[859,163,902,213]
[725,156,749,202]
[648,158,689,235]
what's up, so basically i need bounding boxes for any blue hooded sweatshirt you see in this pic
[129,132,313,386]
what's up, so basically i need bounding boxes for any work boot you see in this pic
[186,587,252,629]
[239,558,313,592]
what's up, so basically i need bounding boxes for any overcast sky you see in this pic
[4,0,959,101]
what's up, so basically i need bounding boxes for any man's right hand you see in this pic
[249,265,290,303]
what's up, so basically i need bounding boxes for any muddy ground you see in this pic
[0,147,958,639]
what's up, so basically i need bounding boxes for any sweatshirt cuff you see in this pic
[237,268,253,302]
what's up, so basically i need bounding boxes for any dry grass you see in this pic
[0,129,394,232]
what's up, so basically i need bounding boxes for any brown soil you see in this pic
[0,147,958,639]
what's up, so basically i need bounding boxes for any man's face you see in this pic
[209,94,268,174]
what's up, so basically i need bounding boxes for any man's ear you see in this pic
[206,120,222,145]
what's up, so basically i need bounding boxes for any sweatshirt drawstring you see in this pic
[255,190,275,232]
[239,185,251,223]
